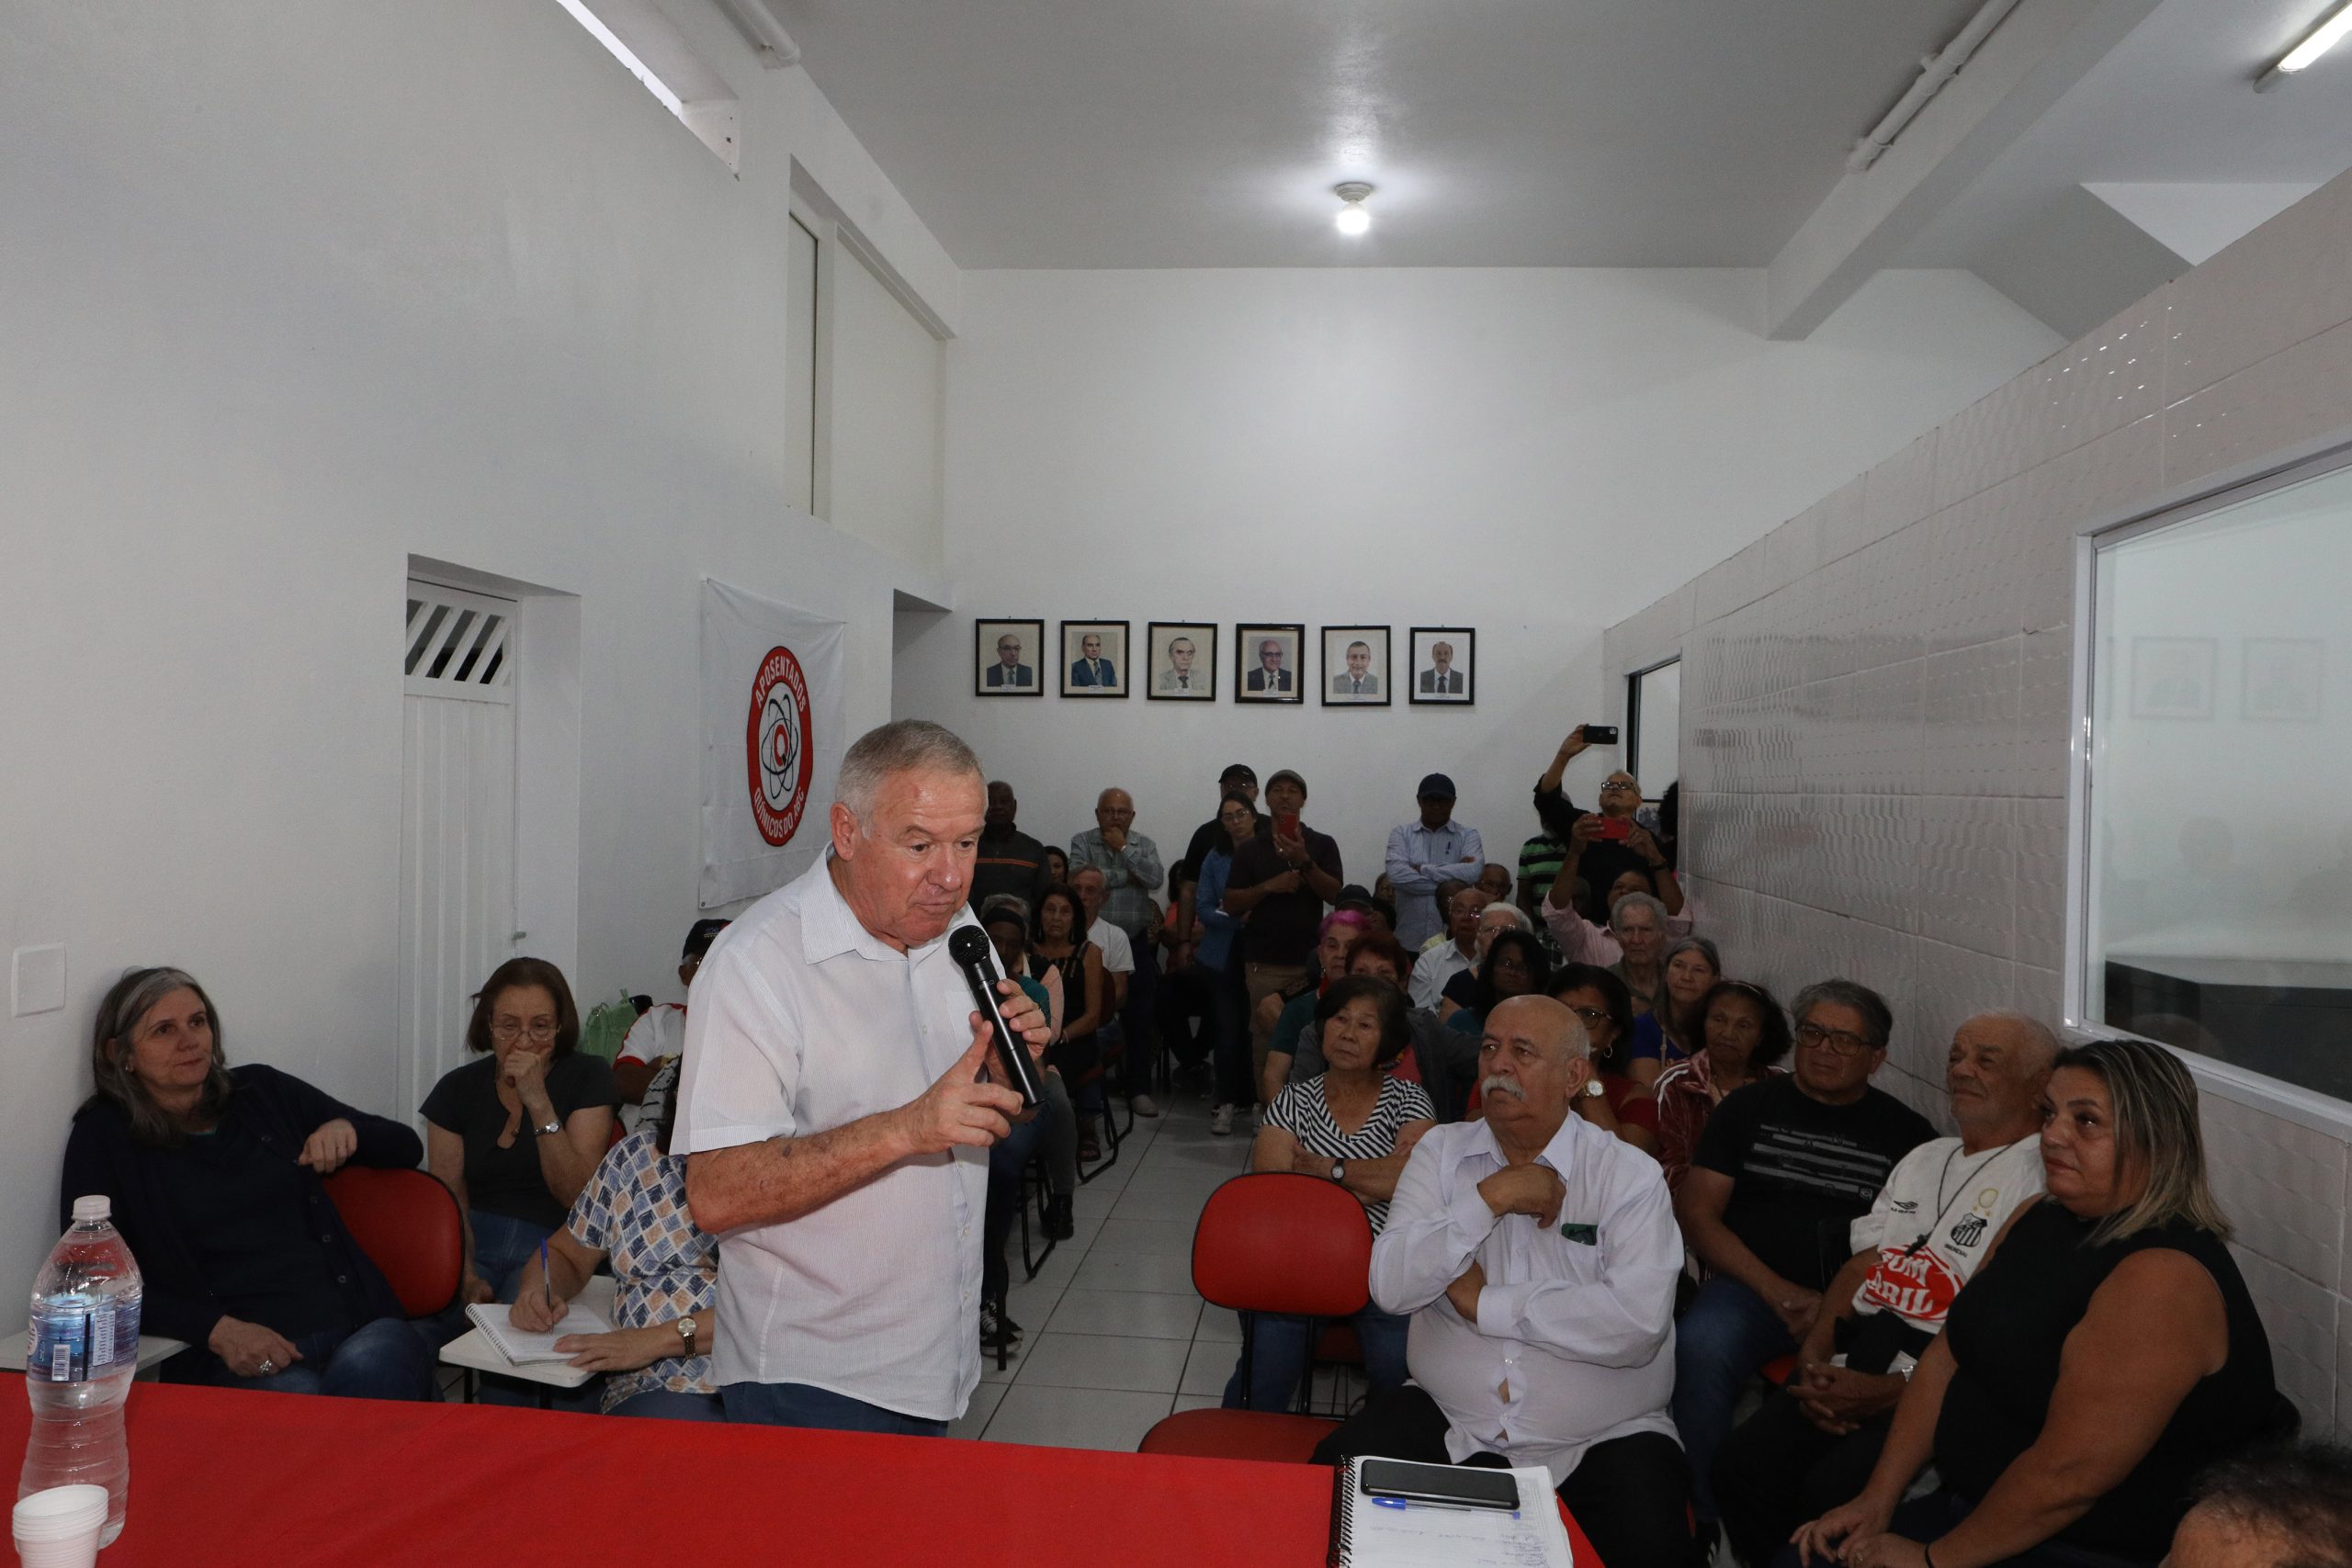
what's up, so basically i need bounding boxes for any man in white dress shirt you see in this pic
[1317,995,1696,1566]
[674,720,1050,1436]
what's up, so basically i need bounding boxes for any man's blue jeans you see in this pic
[723,1381,948,1438]
[1219,1305,1410,1413]
[199,1317,438,1401]
[1672,1273,1794,1523]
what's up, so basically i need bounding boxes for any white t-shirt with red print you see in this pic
[1847,1133,2044,1356]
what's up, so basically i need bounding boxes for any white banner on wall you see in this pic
[700,580,846,908]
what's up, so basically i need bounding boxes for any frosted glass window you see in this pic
[1630,660,1680,801]
[2086,460,2352,1103]
[784,215,820,515]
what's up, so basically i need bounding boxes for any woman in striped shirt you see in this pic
[1221,976,1436,1413]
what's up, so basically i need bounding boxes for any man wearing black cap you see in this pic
[1383,774,1485,950]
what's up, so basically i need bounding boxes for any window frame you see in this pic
[2068,435,2352,1138]
[1624,655,1680,805]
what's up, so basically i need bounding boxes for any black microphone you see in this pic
[947,926,1045,1110]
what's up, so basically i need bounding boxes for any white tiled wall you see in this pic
[1607,170,2352,1437]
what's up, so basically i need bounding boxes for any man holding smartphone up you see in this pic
[1535,726,1677,924]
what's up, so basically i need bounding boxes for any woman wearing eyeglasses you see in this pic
[1546,965,1661,1157]
[423,957,618,1306]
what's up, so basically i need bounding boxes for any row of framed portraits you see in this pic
[974,620,1476,705]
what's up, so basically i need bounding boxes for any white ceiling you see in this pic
[772,0,1987,268]
[1905,0,2352,333]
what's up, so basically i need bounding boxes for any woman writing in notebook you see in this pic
[508,1046,721,1421]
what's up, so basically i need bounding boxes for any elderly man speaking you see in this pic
[1317,994,1696,1566]
[674,720,1051,1436]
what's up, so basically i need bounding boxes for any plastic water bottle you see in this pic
[20,1196,141,1546]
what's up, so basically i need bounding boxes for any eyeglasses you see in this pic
[1794,1022,1874,1056]
[491,1021,558,1043]
[1599,781,1640,795]
[1564,1005,1609,1025]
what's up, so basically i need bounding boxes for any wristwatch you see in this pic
[534,1116,562,1136]
[1329,1160,1346,1183]
[676,1316,698,1355]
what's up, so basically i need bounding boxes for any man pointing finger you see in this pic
[677,719,1050,1436]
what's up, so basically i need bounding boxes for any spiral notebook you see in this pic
[1327,1457,1574,1568]
[463,1302,613,1365]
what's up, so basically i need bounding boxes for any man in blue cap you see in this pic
[1383,773,1486,950]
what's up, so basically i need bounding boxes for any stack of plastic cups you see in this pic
[12,1485,110,1568]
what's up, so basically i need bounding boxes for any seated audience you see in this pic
[1442,927,1551,1035]
[1476,861,1514,905]
[1793,1038,2284,1568]
[1406,884,1489,1009]
[1600,891,1672,1025]
[1543,854,1692,975]
[1653,934,1722,1064]
[982,897,1077,1245]
[424,957,619,1303]
[1193,793,1257,1135]
[616,917,728,1131]
[1545,965,1659,1156]
[62,967,435,1400]
[2165,1441,2352,1568]
[1672,979,1936,1538]
[1280,933,1476,1124]
[1433,901,1534,1022]
[1258,908,1370,1104]
[1028,884,1108,1158]
[1223,976,1436,1411]
[1534,724,1679,921]
[1654,979,1792,1191]
[508,1055,722,1421]
[1714,1010,2058,1564]
[1317,995,1695,1567]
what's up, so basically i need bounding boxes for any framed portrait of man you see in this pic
[1235,623,1305,704]
[1058,620,1131,697]
[1408,626,1476,705]
[975,618,1045,697]
[1321,626,1391,707]
[1147,622,1218,701]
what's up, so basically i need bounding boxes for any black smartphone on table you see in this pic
[1358,1458,1522,1512]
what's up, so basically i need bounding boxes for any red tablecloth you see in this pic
[3,1382,1603,1566]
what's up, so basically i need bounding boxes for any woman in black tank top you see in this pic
[1790,1039,2280,1568]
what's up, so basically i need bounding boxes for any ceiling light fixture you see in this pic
[2257,1,2352,90]
[1333,182,1374,237]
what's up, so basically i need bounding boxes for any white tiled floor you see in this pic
[956,1078,1258,1450]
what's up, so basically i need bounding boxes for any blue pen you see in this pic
[539,1237,553,1314]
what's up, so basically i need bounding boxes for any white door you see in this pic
[397,581,519,1126]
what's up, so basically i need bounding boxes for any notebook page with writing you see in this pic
[464,1302,615,1365]
[1329,1459,1573,1568]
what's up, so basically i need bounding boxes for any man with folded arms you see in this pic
[674,720,1050,1436]
[1317,995,1696,1567]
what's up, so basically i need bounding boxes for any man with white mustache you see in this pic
[1315,995,1695,1567]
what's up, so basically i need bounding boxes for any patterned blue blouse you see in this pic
[565,1128,718,1413]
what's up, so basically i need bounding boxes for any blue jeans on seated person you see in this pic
[1220,1305,1410,1413]
[196,1317,438,1402]
[723,1381,949,1438]
[1768,1490,2148,1568]
[609,1388,727,1422]
[469,1208,558,1302]
[1673,1272,1795,1525]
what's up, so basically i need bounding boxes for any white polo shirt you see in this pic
[673,855,987,1421]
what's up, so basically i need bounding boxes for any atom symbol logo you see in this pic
[745,647,813,847]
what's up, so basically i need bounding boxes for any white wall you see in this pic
[0,1,952,1306]
[1605,171,2352,1433]
[899,266,2057,876]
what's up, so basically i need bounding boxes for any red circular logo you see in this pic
[745,646,813,848]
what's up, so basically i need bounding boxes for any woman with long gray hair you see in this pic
[59,966,437,1400]
[1792,1037,2283,1568]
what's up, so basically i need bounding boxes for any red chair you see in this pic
[1137,1173,1374,1463]
[323,1167,465,1318]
